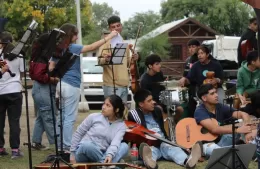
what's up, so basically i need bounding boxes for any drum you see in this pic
[159,88,189,105]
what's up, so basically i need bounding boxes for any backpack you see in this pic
[29,33,50,83]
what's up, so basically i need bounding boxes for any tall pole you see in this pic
[76,0,89,112]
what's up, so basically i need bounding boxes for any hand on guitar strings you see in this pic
[104,156,112,163]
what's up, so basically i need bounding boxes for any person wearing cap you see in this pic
[235,50,260,113]
[180,39,201,117]
[183,39,200,77]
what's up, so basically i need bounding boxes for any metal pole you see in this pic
[76,0,89,112]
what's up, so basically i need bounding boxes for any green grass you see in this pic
[0,108,258,169]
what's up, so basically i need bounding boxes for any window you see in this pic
[170,45,182,60]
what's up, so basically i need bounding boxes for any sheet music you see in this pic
[111,43,128,64]
[110,33,123,48]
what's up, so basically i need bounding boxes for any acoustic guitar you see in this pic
[34,162,145,169]
[124,121,186,150]
[175,118,219,149]
[175,117,259,149]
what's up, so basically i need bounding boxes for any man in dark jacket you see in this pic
[237,17,258,67]
[183,39,200,76]
[128,89,202,169]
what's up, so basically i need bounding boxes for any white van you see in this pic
[202,35,240,78]
[82,57,135,109]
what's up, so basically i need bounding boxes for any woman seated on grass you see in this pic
[70,95,129,164]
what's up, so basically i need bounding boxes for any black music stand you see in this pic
[97,43,127,95]
[206,118,248,169]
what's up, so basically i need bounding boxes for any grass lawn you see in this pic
[0,107,258,169]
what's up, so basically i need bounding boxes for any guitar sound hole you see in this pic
[201,128,209,134]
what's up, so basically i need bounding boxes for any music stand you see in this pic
[97,43,127,95]
[205,144,256,169]
[206,118,249,169]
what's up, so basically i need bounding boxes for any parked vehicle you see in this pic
[82,57,135,109]
[202,35,240,79]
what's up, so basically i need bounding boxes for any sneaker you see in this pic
[0,148,8,157]
[32,143,49,150]
[139,143,158,169]
[185,141,202,169]
[11,149,24,159]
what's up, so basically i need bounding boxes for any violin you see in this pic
[129,23,142,94]
[129,44,140,94]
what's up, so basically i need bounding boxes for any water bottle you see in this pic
[130,143,139,164]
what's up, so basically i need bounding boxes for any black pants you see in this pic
[0,92,22,149]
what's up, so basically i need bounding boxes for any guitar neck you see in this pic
[143,131,186,150]
[85,163,144,169]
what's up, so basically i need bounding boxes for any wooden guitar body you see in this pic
[124,120,160,147]
[34,162,145,169]
[175,118,218,148]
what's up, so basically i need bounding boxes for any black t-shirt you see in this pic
[183,54,198,77]
[186,60,224,88]
[140,72,165,103]
[194,103,236,125]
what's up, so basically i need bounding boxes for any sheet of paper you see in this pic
[110,33,123,48]
[111,43,128,64]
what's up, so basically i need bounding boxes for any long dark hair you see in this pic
[107,95,125,119]
[2,43,16,61]
[59,23,78,44]
[198,45,214,60]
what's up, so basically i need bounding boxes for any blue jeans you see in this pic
[103,86,128,103]
[32,81,56,144]
[203,134,241,157]
[56,81,80,150]
[151,142,188,166]
[75,141,129,163]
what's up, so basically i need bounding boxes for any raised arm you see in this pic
[81,31,118,53]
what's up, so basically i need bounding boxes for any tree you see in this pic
[121,11,163,40]
[160,0,254,36]
[137,34,171,74]
[2,0,92,39]
[83,2,119,44]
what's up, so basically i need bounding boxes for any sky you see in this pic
[90,0,163,21]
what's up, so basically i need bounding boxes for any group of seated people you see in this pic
[68,41,260,169]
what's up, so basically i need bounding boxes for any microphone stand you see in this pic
[208,96,247,169]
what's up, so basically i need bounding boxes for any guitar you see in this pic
[175,117,259,149]
[175,118,218,149]
[124,121,186,150]
[34,162,145,169]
